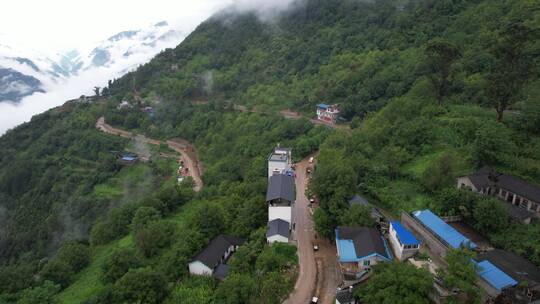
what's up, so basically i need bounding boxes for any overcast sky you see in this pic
[0,0,233,52]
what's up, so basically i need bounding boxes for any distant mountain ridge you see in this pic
[0,21,185,102]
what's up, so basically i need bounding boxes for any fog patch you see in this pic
[201,70,214,95]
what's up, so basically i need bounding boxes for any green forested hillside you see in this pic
[1,0,540,302]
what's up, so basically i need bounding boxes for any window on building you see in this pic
[363,260,370,266]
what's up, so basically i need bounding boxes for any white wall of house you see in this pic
[269,206,292,225]
[388,225,419,261]
[267,234,289,244]
[188,261,213,276]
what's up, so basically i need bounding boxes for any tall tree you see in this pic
[93,86,100,97]
[425,40,462,105]
[438,248,480,303]
[487,23,534,121]
[355,262,433,304]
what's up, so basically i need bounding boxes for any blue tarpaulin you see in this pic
[317,103,329,109]
[412,209,476,249]
[475,260,517,291]
[336,239,358,263]
[391,221,420,246]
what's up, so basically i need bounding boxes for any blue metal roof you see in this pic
[391,221,420,246]
[336,239,358,262]
[475,260,517,291]
[412,210,476,249]
[317,103,330,109]
[122,156,137,161]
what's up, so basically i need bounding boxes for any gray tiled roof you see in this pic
[338,226,389,259]
[266,174,295,202]
[478,249,540,286]
[267,219,290,238]
[465,167,540,202]
[192,235,244,269]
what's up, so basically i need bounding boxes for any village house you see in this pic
[266,218,290,244]
[335,286,359,304]
[457,167,540,223]
[335,226,392,281]
[316,103,340,124]
[406,210,520,297]
[388,221,420,260]
[117,153,138,165]
[188,235,244,279]
[267,146,292,177]
[266,174,295,225]
[348,194,384,224]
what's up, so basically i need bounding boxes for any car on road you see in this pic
[311,296,319,304]
[313,244,319,251]
[306,167,312,174]
[309,156,314,163]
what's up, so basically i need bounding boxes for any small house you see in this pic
[348,195,384,223]
[316,103,340,124]
[268,146,292,177]
[457,167,540,223]
[188,235,244,278]
[388,221,420,260]
[118,153,138,165]
[335,226,392,280]
[266,218,290,244]
[267,174,295,225]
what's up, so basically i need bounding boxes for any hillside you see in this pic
[1,0,540,303]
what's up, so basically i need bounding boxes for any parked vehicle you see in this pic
[311,297,319,304]
[309,157,314,163]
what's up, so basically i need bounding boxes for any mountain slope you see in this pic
[1,0,540,302]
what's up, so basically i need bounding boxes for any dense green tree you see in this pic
[214,273,257,304]
[101,248,141,284]
[488,23,535,122]
[313,208,335,240]
[39,261,74,289]
[17,281,60,304]
[340,204,375,227]
[355,262,433,304]
[115,268,169,304]
[131,206,161,234]
[255,243,297,274]
[425,40,462,104]
[439,249,480,303]
[259,271,292,304]
[134,220,176,258]
[56,241,90,272]
[472,198,509,236]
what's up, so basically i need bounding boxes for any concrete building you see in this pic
[188,235,244,278]
[316,103,340,124]
[266,174,295,226]
[266,218,290,244]
[388,221,420,260]
[335,287,359,304]
[267,146,292,177]
[335,226,392,280]
[457,167,540,223]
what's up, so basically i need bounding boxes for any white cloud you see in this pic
[0,0,301,135]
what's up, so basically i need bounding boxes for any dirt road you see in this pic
[95,117,203,192]
[284,156,339,304]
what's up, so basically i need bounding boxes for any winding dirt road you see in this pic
[96,117,203,192]
[285,156,339,304]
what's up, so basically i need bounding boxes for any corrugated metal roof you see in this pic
[476,260,518,291]
[335,227,391,262]
[412,209,476,249]
[317,103,330,109]
[390,221,420,245]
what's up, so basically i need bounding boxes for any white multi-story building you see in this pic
[268,146,292,177]
[388,221,420,260]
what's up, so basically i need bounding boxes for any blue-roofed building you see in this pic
[388,221,421,260]
[412,209,476,249]
[475,260,518,296]
[316,103,340,124]
[335,227,392,280]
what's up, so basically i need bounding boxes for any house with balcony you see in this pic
[267,146,293,178]
[335,226,392,280]
[316,103,340,124]
[457,167,540,224]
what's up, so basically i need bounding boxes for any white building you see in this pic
[266,218,290,244]
[188,235,244,278]
[268,146,292,177]
[316,103,340,124]
[388,221,420,260]
[266,174,295,226]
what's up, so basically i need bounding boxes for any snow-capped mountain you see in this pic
[0,21,185,102]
